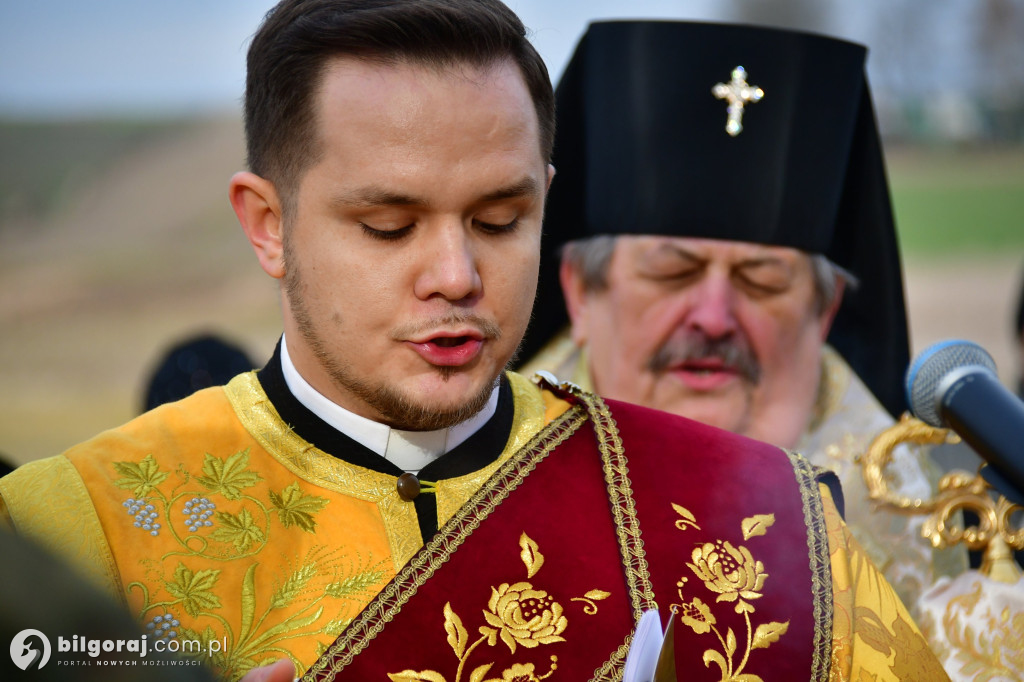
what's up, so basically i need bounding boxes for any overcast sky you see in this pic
[0,0,1000,119]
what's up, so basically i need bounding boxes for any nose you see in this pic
[413,221,482,303]
[685,273,738,339]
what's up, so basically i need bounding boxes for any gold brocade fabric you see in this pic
[0,455,124,604]
[822,485,952,681]
[521,332,967,610]
[797,347,967,609]
[0,371,559,680]
[915,572,1024,681]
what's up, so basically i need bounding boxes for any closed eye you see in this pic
[737,268,790,294]
[475,217,519,234]
[360,222,414,241]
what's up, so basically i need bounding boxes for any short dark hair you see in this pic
[244,0,554,213]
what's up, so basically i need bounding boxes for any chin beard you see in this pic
[341,369,499,430]
[297,317,500,429]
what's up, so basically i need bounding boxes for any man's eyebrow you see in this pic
[330,187,425,208]
[656,243,704,262]
[478,176,541,203]
[736,256,793,269]
[329,176,541,209]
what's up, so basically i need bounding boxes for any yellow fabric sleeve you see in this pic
[0,455,124,604]
[820,483,950,680]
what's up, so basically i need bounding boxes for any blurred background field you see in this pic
[1,0,1024,466]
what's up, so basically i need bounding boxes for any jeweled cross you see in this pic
[712,66,764,137]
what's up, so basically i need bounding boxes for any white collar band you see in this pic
[280,335,499,474]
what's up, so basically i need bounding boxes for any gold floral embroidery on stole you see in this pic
[671,506,787,682]
[387,533,610,682]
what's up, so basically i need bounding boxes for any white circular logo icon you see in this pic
[10,629,51,670]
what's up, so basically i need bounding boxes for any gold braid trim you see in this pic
[304,405,588,679]
[785,450,834,682]
[572,391,657,682]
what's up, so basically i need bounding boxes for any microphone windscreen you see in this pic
[905,339,997,427]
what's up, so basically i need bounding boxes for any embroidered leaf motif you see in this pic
[271,562,318,609]
[113,454,168,497]
[164,562,222,617]
[195,449,263,500]
[752,621,789,649]
[672,503,701,531]
[269,482,329,532]
[519,533,544,578]
[741,514,775,540]
[326,569,386,599]
[443,602,469,658]
[211,508,265,551]
[239,563,257,641]
[572,588,612,614]
[702,648,728,675]
[179,625,238,676]
[324,618,352,637]
[468,664,492,682]
[259,604,324,640]
[726,627,738,657]
[478,626,497,646]
[387,671,447,682]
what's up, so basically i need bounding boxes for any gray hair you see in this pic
[560,235,859,315]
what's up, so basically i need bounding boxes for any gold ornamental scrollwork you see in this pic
[861,413,1024,583]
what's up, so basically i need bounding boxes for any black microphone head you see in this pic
[905,339,997,427]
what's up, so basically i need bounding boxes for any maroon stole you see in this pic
[305,387,832,682]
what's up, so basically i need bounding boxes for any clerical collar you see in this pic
[279,335,499,474]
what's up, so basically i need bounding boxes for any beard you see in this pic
[283,245,503,431]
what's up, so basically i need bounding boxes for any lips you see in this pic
[406,330,485,367]
[668,358,740,391]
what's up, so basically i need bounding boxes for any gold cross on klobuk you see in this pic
[712,66,764,136]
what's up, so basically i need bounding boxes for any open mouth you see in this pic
[675,359,736,374]
[431,335,472,348]
[667,359,743,390]
[407,331,485,367]
[682,366,735,376]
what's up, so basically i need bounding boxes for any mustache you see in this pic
[647,333,761,384]
[390,311,502,342]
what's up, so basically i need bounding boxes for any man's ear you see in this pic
[229,171,286,279]
[819,276,846,341]
[559,257,591,347]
